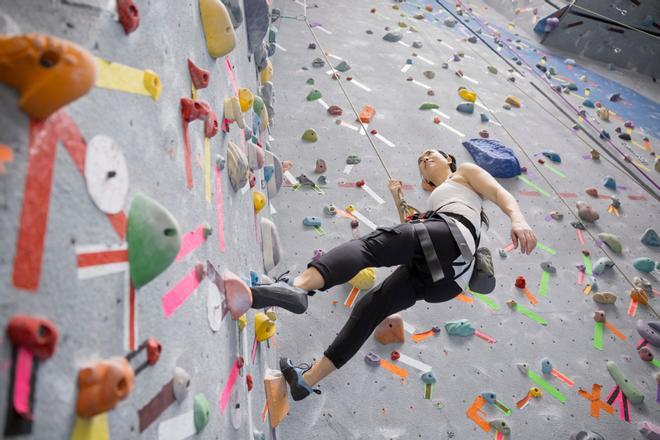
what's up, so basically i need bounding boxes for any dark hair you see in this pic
[436,150,489,229]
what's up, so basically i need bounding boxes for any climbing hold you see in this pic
[172,367,191,402]
[238,88,254,112]
[423,70,435,79]
[311,58,325,68]
[596,108,610,121]
[479,130,489,138]
[549,211,563,220]
[333,60,351,72]
[603,176,616,190]
[374,314,405,345]
[640,422,660,440]
[444,18,457,27]
[255,312,276,342]
[306,89,322,101]
[582,99,594,108]
[606,361,644,404]
[633,257,655,273]
[223,270,252,319]
[565,82,578,91]
[590,149,600,160]
[639,347,654,362]
[592,257,614,275]
[0,33,97,119]
[480,113,489,123]
[541,357,552,374]
[433,116,441,124]
[456,102,474,114]
[576,201,599,222]
[117,0,140,34]
[187,59,210,90]
[541,151,561,163]
[608,92,621,102]
[498,249,507,258]
[365,352,381,367]
[247,142,265,172]
[445,319,475,336]
[193,393,210,432]
[264,150,283,198]
[327,105,343,116]
[346,155,361,165]
[505,96,521,108]
[383,32,403,42]
[221,0,243,29]
[312,249,324,261]
[516,362,529,374]
[306,78,314,85]
[223,96,245,128]
[571,221,585,230]
[359,105,376,123]
[619,132,631,141]
[419,102,439,110]
[570,432,604,440]
[259,59,273,85]
[421,371,437,385]
[502,104,511,110]
[597,233,622,253]
[253,192,266,213]
[390,351,400,361]
[593,310,606,323]
[641,228,660,247]
[324,204,337,216]
[458,87,477,102]
[462,138,521,178]
[301,128,318,142]
[592,291,617,304]
[126,194,181,289]
[303,216,322,227]
[412,41,423,48]
[636,321,660,347]
[441,62,449,69]
[199,0,236,58]
[314,159,326,174]
[427,90,435,97]
[633,277,652,296]
[349,268,376,291]
[540,261,556,273]
[490,420,511,436]
[258,227,280,273]
[75,357,135,417]
[226,141,249,191]
[585,187,598,198]
[514,276,526,288]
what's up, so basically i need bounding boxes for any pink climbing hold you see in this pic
[223,270,253,320]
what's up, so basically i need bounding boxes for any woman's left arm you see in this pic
[461,163,537,255]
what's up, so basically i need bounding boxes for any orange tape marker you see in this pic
[344,287,360,308]
[379,359,407,379]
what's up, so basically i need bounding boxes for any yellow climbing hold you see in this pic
[143,70,162,100]
[260,59,273,85]
[238,88,254,112]
[237,314,247,331]
[255,312,276,342]
[199,0,236,58]
[253,191,266,213]
[505,95,521,108]
[458,86,477,103]
[349,267,376,290]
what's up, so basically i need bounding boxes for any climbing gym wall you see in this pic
[1,0,284,439]
[265,0,659,439]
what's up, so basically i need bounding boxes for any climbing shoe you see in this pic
[279,357,321,401]
[251,282,309,314]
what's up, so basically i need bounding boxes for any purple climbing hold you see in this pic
[636,320,660,347]
[462,138,521,178]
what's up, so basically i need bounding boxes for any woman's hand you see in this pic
[510,220,537,255]
[388,179,403,200]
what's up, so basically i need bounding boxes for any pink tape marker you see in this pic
[575,229,585,245]
[551,369,575,387]
[13,347,33,418]
[175,225,209,262]
[219,359,241,414]
[474,330,496,344]
[161,269,201,318]
[215,169,226,252]
[503,243,515,252]
[251,337,258,364]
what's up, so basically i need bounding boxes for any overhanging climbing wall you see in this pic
[1,1,286,439]
[266,0,660,439]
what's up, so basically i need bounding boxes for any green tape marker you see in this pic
[538,271,550,297]
[593,322,604,350]
[583,254,592,275]
[536,242,557,255]
[544,163,567,178]
[651,359,660,368]
[312,225,325,236]
[517,175,552,198]
[471,291,500,310]
[527,370,566,404]
[516,304,548,325]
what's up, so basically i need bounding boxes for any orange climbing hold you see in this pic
[0,33,97,119]
[358,105,376,123]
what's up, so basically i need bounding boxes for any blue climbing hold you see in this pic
[462,138,522,178]
[406,58,413,65]
[445,319,475,336]
[599,130,610,140]
[541,358,552,374]
[608,93,621,102]
[641,228,659,247]
[633,257,655,273]
[303,216,322,227]
[542,151,561,163]
[603,176,616,190]
[250,270,260,286]
[263,165,274,182]
[583,99,595,108]
[456,102,474,114]
[480,113,489,123]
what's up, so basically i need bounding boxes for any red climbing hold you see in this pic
[117,0,140,34]
[181,97,210,122]
[246,374,254,391]
[188,59,210,89]
[538,158,545,164]
[356,179,366,187]
[515,276,526,289]
[390,351,400,361]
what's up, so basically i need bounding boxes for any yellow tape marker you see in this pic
[95,57,162,100]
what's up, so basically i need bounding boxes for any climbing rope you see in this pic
[559,1,660,40]
[401,3,655,306]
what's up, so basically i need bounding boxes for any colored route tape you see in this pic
[470,291,500,310]
[538,270,550,297]
[138,380,176,432]
[536,242,556,255]
[594,322,604,350]
[219,359,241,414]
[582,254,592,275]
[13,347,33,418]
[379,359,407,379]
[516,304,548,325]
[161,269,201,318]
[95,57,161,100]
[517,175,552,198]
[544,163,567,178]
[528,370,566,403]
[71,413,110,440]
[344,287,360,307]
[176,225,208,262]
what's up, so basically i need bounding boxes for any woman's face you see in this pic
[418,149,451,191]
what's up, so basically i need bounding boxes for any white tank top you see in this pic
[427,180,483,231]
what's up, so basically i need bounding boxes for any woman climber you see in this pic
[250,149,537,401]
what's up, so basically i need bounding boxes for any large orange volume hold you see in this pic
[0,33,97,119]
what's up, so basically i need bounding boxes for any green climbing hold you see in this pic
[456,102,474,114]
[419,102,439,110]
[606,361,644,404]
[598,232,622,254]
[583,99,595,108]
[566,83,578,91]
[633,257,655,273]
[480,113,489,122]
[346,155,361,165]
[549,67,557,75]
[306,78,314,85]
[252,96,265,115]
[127,194,182,289]
[334,61,351,72]
[268,26,278,44]
[193,393,210,432]
[444,319,475,336]
[306,89,322,101]
[302,128,318,142]
[487,66,497,74]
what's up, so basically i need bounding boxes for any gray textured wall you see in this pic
[1,1,278,439]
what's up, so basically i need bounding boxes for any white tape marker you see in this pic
[350,79,372,92]
[440,41,454,50]
[397,353,432,373]
[327,53,343,61]
[274,43,287,52]
[440,122,465,138]
[316,26,332,34]
[340,121,359,131]
[462,75,479,84]
[361,184,386,205]
[403,321,416,334]
[398,40,410,47]
[158,410,196,440]
[350,209,377,230]
[375,133,395,147]
[417,55,435,65]
[316,98,329,109]
[431,108,451,119]
[401,64,412,73]
[343,164,354,175]
[412,80,431,90]
[283,170,300,186]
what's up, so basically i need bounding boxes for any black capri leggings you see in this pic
[308,217,474,369]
